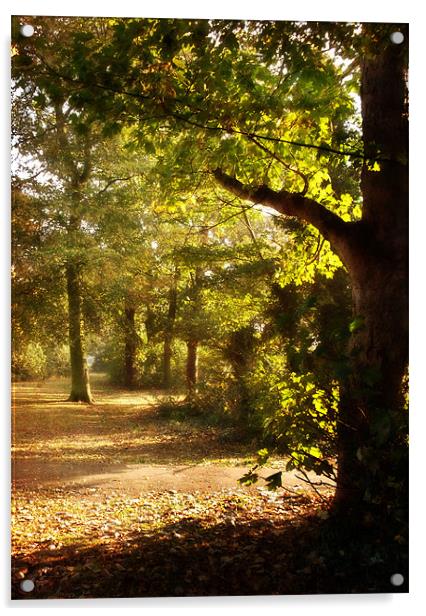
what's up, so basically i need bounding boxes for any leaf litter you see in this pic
[12,483,332,598]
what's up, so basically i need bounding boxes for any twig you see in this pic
[245,133,309,195]
[294,470,332,503]
[305,235,325,266]
[198,204,258,231]
[97,175,136,195]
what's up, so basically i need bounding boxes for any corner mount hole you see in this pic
[390,573,404,587]
[390,31,404,44]
[20,24,34,37]
[20,579,35,592]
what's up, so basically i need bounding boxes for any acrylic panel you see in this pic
[11,15,409,599]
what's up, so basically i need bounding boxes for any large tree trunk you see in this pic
[213,26,408,523]
[334,257,408,514]
[333,26,408,517]
[66,261,93,403]
[186,338,198,394]
[124,302,138,389]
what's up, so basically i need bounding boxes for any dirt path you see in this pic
[12,375,332,497]
[12,376,338,599]
[14,463,314,496]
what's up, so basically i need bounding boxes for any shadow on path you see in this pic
[12,512,407,599]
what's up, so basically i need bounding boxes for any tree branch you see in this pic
[171,111,375,162]
[245,133,309,195]
[305,235,325,266]
[198,204,257,231]
[97,176,135,195]
[54,100,79,179]
[213,168,351,259]
[241,206,265,261]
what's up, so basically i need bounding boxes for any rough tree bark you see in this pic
[66,260,93,403]
[334,26,408,513]
[214,26,408,518]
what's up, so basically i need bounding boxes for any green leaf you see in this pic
[256,448,269,466]
[349,315,365,333]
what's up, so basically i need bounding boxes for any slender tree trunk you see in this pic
[162,278,178,389]
[124,303,138,389]
[225,326,256,422]
[66,261,93,403]
[186,338,198,394]
[163,337,173,389]
[234,367,251,425]
[53,105,94,404]
[145,306,155,342]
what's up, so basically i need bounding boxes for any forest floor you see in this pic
[11,375,403,599]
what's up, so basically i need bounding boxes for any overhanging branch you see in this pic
[213,168,351,258]
[171,112,373,162]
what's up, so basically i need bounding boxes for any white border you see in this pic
[2,1,425,614]
[1,0,420,20]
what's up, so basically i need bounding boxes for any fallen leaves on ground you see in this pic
[13,485,338,598]
[12,376,265,470]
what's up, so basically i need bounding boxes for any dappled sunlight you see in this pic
[11,379,267,487]
[13,375,175,411]
[98,392,169,406]
[13,482,397,598]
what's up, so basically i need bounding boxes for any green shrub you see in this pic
[46,344,70,376]
[13,342,48,381]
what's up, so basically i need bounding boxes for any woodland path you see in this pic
[12,375,335,599]
[12,374,330,497]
